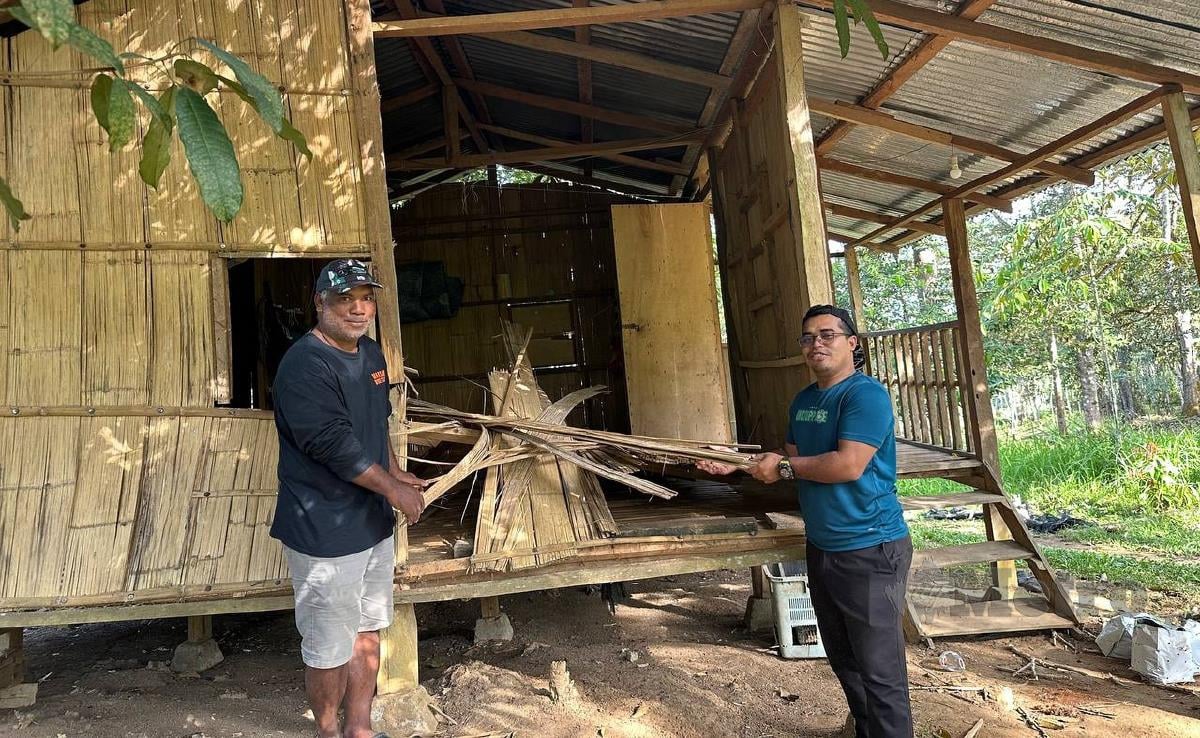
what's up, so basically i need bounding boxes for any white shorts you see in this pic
[284,536,395,669]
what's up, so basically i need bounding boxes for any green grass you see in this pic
[903,419,1200,599]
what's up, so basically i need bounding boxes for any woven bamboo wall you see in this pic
[711,48,833,450]
[0,0,375,608]
[393,182,632,432]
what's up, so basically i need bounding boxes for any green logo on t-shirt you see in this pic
[794,407,828,424]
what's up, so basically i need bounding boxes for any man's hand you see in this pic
[391,468,429,489]
[696,459,740,476]
[750,452,785,484]
[387,482,425,524]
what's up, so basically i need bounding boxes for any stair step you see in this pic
[917,598,1075,638]
[901,492,1010,511]
[912,540,1034,569]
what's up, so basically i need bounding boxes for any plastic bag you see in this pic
[1096,612,1173,660]
[1131,624,1196,685]
[1184,620,1200,675]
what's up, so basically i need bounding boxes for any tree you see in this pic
[0,0,310,229]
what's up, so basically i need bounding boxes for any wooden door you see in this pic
[611,203,732,442]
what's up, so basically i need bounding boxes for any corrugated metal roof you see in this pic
[377,1,1200,226]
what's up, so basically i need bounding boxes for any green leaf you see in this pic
[173,59,219,94]
[90,74,113,134]
[126,82,171,130]
[106,78,136,152]
[11,0,74,49]
[848,0,890,60]
[218,74,311,160]
[197,38,284,133]
[139,88,176,190]
[66,21,124,73]
[279,117,313,160]
[0,175,31,232]
[175,86,243,222]
[832,0,851,59]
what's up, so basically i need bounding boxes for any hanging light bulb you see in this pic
[949,153,963,180]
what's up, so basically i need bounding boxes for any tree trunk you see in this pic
[1076,339,1102,431]
[1177,310,1200,417]
[1115,346,1137,420]
[1049,329,1069,434]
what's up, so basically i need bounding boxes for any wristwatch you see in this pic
[777,457,795,480]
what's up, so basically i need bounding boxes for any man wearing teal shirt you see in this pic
[701,305,912,738]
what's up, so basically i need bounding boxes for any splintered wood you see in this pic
[408,324,757,573]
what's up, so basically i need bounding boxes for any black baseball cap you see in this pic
[803,304,858,335]
[314,259,384,294]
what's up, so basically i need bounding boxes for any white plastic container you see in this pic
[763,561,825,659]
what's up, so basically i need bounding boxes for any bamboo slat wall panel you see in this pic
[711,54,831,449]
[0,0,375,607]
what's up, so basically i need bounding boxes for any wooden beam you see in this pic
[826,202,944,236]
[487,30,731,91]
[809,97,1094,185]
[818,156,1012,212]
[373,0,764,37]
[844,244,867,333]
[379,83,438,113]
[851,85,1174,246]
[392,134,705,170]
[816,0,997,154]
[478,123,692,175]
[442,85,460,163]
[575,0,593,166]
[520,163,674,198]
[799,0,1200,93]
[452,77,696,135]
[424,0,503,153]
[1163,92,1200,283]
[775,3,834,313]
[387,132,469,165]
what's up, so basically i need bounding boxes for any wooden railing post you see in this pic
[945,198,1016,595]
[1163,91,1200,284]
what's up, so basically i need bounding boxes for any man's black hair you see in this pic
[802,304,865,370]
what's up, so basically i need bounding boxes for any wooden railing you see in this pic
[862,321,974,454]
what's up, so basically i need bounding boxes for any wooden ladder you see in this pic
[899,466,1079,641]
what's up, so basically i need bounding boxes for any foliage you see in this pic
[831,0,889,60]
[1,0,311,228]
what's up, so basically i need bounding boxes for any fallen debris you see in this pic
[962,718,985,738]
[549,660,579,705]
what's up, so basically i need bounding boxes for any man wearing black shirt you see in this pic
[271,258,425,738]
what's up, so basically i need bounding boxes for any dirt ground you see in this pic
[2,570,1198,738]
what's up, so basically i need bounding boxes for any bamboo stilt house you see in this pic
[1,0,1200,706]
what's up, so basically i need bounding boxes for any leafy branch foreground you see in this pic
[1,0,312,229]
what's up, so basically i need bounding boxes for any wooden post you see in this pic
[945,198,1016,595]
[443,84,460,164]
[708,148,751,440]
[187,615,213,643]
[479,597,501,619]
[0,629,24,689]
[346,0,418,695]
[750,565,770,599]
[773,3,834,310]
[1163,91,1200,284]
[845,245,870,373]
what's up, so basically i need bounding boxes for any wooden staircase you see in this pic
[896,469,1079,641]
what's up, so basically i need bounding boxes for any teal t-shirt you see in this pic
[784,372,908,552]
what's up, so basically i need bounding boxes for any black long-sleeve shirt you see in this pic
[269,332,395,557]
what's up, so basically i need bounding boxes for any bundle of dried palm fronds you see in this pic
[405,324,757,572]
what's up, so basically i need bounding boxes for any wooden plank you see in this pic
[912,540,1033,569]
[917,599,1074,638]
[943,327,968,452]
[810,98,1092,185]
[348,0,410,381]
[394,133,703,170]
[775,3,834,315]
[378,603,419,695]
[452,78,697,136]
[574,0,594,154]
[818,156,1012,212]
[477,124,691,175]
[615,516,759,538]
[488,30,730,90]
[1163,91,1200,283]
[816,0,999,154]
[825,202,945,236]
[373,0,763,37]
[798,0,1200,93]
[899,492,1007,511]
[210,256,232,405]
[611,203,732,442]
[442,84,460,163]
[380,83,439,113]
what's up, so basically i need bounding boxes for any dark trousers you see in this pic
[807,537,914,738]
